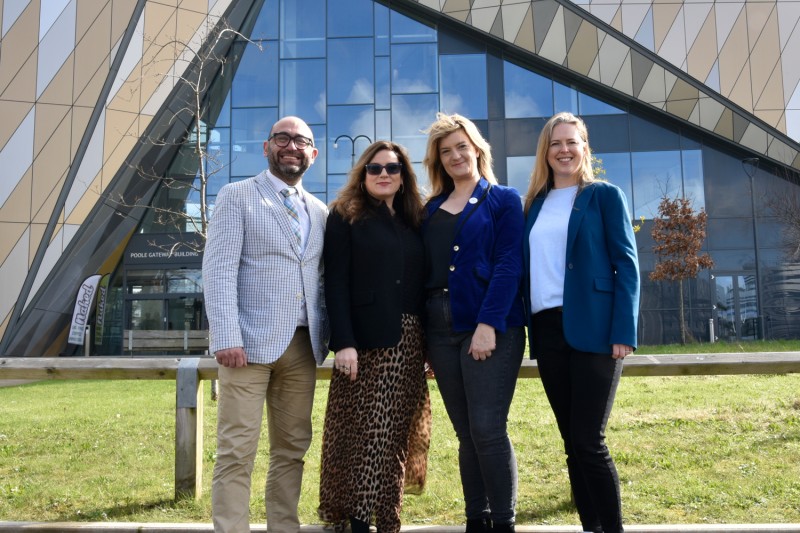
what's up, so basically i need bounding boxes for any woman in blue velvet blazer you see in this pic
[421,113,525,533]
[522,112,639,533]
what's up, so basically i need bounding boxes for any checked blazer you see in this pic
[203,170,330,364]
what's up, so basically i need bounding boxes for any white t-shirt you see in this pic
[528,185,578,314]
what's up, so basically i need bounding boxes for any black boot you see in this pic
[491,523,514,533]
[350,516,370,533]
[465,517,493,533]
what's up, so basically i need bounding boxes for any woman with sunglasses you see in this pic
[421,113,526,533]
[318,140,431,533]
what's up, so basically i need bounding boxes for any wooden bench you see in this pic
[124,330,209,353]
[2,352,800,500]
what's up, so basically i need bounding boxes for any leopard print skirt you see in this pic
[318,314,431,533]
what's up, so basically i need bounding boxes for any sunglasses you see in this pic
[365,163,403,175]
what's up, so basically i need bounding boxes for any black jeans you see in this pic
[530,308,624,533]
[425,291,525,525]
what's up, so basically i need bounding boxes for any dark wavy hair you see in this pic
[330,140,425,229]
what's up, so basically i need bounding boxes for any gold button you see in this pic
[449,265,455,271]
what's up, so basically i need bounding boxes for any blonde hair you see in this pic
[523,112,594,214]
[422,113,497,199]
[330,140,424,229]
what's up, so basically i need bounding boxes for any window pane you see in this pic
[504,61,553,119]
[682,149,705,211]
[579,92,624,115]
[167,269,203,293]
[328,38,374,105]
[281,0,325,58]
[231,107,278,177]
[281,59,326,123]
[250,0,278,40]
[440,54,487,119]
[392,94,438,160]
[554,82,578,114]
[594,152,633,216]
[376,56,390,109]
[206,127,230,188]
[127,270,165,294]
[232,42,278,107]
[506,156,535,196]
[328,0,372,37]
[375,3,390,55]
[632,151,682,219]
[630,114,680,150]
[391,10,436,43]
[303,125,327,193]
[328,106,375,175]
[391,43,438,93]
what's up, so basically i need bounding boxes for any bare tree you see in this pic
[649,196,714,344]
[768,190,800,262]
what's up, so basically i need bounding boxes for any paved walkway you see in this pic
[1,524,799,532]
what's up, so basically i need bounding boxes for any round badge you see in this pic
[468,197,478,204]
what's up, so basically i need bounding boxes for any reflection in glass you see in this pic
[506,156,535,196]
[127,270,165,294]
[231,107,278,177]
[504,61,553,119]
[681,149,705,210]
[328,38,375,105]
[714,274,759,341]
[250,0,278,40]
[632,151,682,219]
[376,56,390,109]
[281,0,325,58]
[391,10,436,43]
[392,94,438,160]
[328,0,372,37]
[554,82,578,114]
[328,106,375,174]
[303,125,327,193]
[232,42,278,107]
[206,128,230,190]
[127,300,164,330]
[594,152,633,216]
[391,44,438,93]
[579,92,623,115]
[375,3,390,55]
[167,269,203,293]
[166,297,205,331]
[440,55,487,119]
[282,59,326,122]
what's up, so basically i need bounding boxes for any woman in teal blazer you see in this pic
[522,112,639,533]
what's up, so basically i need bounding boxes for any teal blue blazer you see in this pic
[523,181,640,356]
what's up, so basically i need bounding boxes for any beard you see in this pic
[268,147,311,182]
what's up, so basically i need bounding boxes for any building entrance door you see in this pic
[713,273,759,341]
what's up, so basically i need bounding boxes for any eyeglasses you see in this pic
[365,163,403,175]
[269,132,314,149]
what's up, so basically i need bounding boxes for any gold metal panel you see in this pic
[76,0,111,43]
[0,47,37,104]
[0,169,32,223]
[111,0,138,44]
[714,107,734,140]
[65,172,103,226]
[512,3,535,53]
[33,103,71,158]
[501,3,530,44]
[443,0,471,14]
[103,109,139,165]
[175,8,207,47]
[740,122,768,153]
[74,65,107,108]
[652,2,681,52]
[728,58,754,114]
[612,52,633,96]
[567,21,599,77]
[0,309,12,343]
[755,69,785,119]
[38,53,75,106]
[31,128,71,219]
[637,62,667,105]
[597,30,629,87]
[0,100,34,151]
[445,9,469,23]
[28,223,47,265]
[745,2,773,49]
[102,134,138,188]
[717,11,748,97]
[756,110,785,136]
[666,97,697,120]
[71,106,94,159]
[686,9,717,84]
[470,7,500,34]
[74,4,113,102]
[179,0,208,12]
[697,96,725,131]
[538,6,567,66]
[0,223,28,263]
[749,11,781,106]
[0,0,39,96]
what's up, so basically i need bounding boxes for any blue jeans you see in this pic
[425,292,524,525]
[530,308,624,533]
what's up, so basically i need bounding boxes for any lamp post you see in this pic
[742,156,763,339]
[334,134,373,166]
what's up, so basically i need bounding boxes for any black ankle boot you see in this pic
[465,517,493,533]
[491,523,514,533]
[350,516,370,533]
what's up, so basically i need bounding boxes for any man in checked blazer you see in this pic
[203,116,329,533]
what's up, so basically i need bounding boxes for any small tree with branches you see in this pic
[649,196,714,344]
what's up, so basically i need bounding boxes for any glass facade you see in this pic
[99,0,800,352]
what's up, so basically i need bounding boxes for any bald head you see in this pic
[264,116,319,186]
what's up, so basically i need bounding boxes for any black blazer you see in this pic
[324,206,424,352]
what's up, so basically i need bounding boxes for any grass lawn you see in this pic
[1,340,799,525]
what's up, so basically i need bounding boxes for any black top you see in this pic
[324,203,425,351]
[423,208,460,289]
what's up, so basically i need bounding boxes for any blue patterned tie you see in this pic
[281,187,302,245]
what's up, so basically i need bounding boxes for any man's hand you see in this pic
[214,347,248,368]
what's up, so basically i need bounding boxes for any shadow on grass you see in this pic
[58,498,181,521]
[516,497,576,522]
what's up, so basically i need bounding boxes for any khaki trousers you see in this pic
[212,328,316,533]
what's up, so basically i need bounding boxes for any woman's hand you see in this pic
[612,344,633,359]
[334,347,359,381]
[468,323,496,361]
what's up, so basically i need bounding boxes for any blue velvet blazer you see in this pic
[423,177,526,333]
[523,181,640,356]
